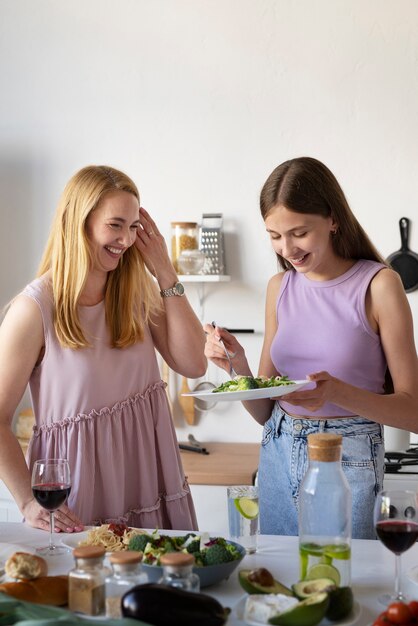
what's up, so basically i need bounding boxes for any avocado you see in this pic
[268,592,329,626]
[292,577,337,599]
[325,586,354,621]
[239,568,293,596]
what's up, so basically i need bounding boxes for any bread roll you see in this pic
[0,575,68,606]
[5,552,48,580]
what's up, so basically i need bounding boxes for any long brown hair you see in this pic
[38,165,160,349]
[261,156,393,393]
[260,156,387,270]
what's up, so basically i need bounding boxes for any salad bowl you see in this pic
[141,539,245,588]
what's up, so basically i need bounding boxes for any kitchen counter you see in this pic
[1,521,418,625]
[179,442,260,486]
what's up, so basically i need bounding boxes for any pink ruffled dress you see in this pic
[23,276,197,530]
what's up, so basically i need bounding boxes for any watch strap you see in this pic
[160,282,185,297]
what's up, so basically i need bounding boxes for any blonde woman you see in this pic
[0,165,206,532]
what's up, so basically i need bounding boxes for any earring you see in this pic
[331,228,337,236]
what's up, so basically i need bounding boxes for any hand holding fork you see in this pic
[211,321,238,378]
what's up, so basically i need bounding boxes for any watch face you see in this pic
[175,282,185,295]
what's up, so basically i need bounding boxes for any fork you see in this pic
[211,321,238,378]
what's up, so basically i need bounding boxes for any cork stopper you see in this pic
[73,545,106,559]
[109,550,143,565]
[307,433,342,462]
[160,552,195,567]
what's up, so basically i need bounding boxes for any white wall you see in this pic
[1,0,418,444]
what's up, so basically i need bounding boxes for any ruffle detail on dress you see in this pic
[32,380,167,435]
[93,480,192,526]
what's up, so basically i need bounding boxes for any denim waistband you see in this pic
[272,405,383,437]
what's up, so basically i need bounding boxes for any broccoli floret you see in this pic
[185,538,201,554]
[158,536,177,553]
[204,544,234,565]
[235,376,259,391]
[128,533,153,552]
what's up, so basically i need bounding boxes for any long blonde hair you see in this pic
[37,165,160,349]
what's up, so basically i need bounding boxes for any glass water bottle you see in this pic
[298,433,352,587]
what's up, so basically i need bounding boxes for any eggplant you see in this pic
[121,583,228,626]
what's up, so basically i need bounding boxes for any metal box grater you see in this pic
[199,213,226,274]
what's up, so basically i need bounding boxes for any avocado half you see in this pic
[292,577,336,599]
[268,592,329,626]
[239,568,293,596]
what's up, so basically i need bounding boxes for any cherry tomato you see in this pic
[372,612,390,626]
[408,601,418,619]
[387,602,413,624]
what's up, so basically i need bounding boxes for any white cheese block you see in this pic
[244,593,299,623]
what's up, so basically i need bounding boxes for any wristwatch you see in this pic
[160,281,185,297]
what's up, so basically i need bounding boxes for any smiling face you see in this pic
[264,205,341,280]
[85,190,140,275]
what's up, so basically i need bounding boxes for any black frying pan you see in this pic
[387,217,418,293]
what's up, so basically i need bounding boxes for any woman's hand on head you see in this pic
[135,207,174,279]
[203,323,249,376]
[22,498,84,533]
[280,371,336,412]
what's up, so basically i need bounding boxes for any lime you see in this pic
[234,497,259,520]
[319,554,332,565]
[305,563,341,586]
[299,552,308,581]
[323,543,351,560]
[299,542,323,556]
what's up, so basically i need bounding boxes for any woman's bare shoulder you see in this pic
[1,293,43,336]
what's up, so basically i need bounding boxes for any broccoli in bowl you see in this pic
[128,530,245,588]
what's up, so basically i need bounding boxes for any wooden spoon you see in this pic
[179,376,196,425]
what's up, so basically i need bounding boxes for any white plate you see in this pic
[60,528,98,552]
[232,594,361,626]
[182,380,311,402]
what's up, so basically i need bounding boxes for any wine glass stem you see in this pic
[49,511,55,551]
[395,553,402,600]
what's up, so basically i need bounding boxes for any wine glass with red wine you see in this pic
[31,459,71,556]
[374,489,418,605]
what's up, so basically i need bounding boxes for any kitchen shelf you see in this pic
[178,275,231,282]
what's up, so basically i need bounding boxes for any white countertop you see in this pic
[1,522,418,625]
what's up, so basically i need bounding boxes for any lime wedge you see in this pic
[305,563,341,586]
[234,497,259,520]
[323,544,351,560]
[299,542,323,557]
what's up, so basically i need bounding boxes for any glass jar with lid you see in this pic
[105,550,148,618]
[158,552,200,592]
[69,545,108,616]
[171,222,199,272]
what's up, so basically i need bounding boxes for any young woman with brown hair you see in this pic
[205,157,418,538]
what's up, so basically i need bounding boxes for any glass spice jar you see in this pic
[171,222,199,272]
[68,545,107,616]
[158,552,200,592]
[105,551,148,618]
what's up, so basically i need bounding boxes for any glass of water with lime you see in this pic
[227,485,259,554]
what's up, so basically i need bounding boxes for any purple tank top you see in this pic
[270,259,387,417]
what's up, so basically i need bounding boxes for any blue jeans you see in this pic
[258,404,384,539]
